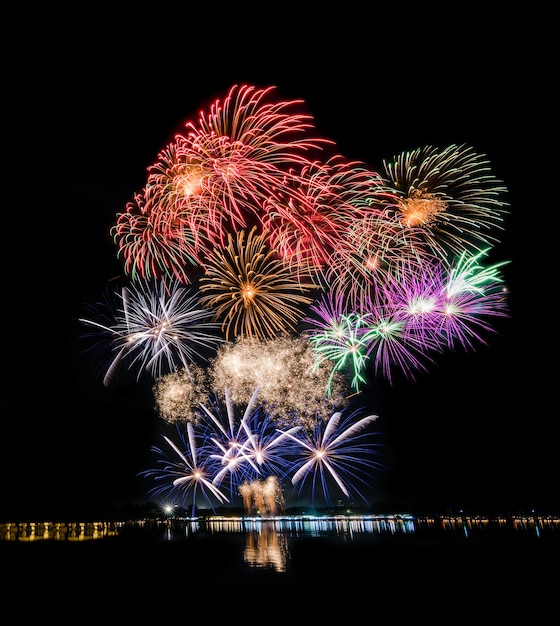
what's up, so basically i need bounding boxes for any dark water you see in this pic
[2,514,558,617]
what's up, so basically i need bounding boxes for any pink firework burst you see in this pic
[112,184,212,286]
[112,84,332,285]
[262,157,383,286]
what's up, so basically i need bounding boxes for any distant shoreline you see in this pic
[1,510,559,523]
[2,511,559,543]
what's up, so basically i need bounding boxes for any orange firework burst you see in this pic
[198,226,318,341]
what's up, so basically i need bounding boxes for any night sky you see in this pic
[4,10,555,519]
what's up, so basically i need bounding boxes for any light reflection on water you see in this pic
[0,517,556,618]
[0,520,120,542]
[203,514,417,536]
[2,514,559,572]
[190,514,560,570]
[0,514,560,548]
[205,515,418,570]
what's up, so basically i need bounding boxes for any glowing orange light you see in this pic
[399,192,447,228]
[242,285,256,302]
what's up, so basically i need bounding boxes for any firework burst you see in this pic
[239,475,285,516]
[302,289,373,393]
[261,157,388,286]
[208,335,349,428]
[279,407,382,506]
[112,84,332,286]
[378,143,510,260]
[436,249,510,350]
[198,226,318,341]
[112,183,213,287]
[140,421,230,516]
[79,278,224,386]
[192,387,300,499]
[328,209,433,311]
[153,366,208,424]
[374,249,510,353]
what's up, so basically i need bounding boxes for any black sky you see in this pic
[4,9,556,518]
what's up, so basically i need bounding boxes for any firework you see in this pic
[378,143,510,260]
[142,387,384,511]
[112,84,332,287]
[317,162,423,304]
[198,226,318,341]
[262,157,388,286]
[198,387,300,497]
[208,335,348,428]
[153,366,208,424]
[378,259,451,350]
[278,407,382,506]
[303,285,437,387]
[169,84,331,238]
[140,422,230,516]
[436,249,510,350]
[112,183,212,287]
[146,386,298,508]
[303,288,377,392]
[374,249,510,354]
[328,209,433,311]
[359,305,436,384]
[444,248,509,298]
[79,278,224,386]
[86,84,513,514]
[240,475,285,516]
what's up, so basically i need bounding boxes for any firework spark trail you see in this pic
[236,407,302,480]
[437,250,510,351]
[204,389,265,494]
[444,248,510,298]
[360,307,436,384]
